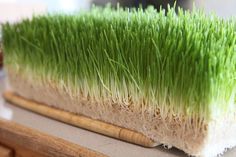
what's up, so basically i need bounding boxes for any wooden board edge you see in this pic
[3,91,159,148]
[0,118,107,157]
[0,144,14,157]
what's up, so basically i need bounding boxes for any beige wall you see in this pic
[196,0,236,18]
[0,2,47,23]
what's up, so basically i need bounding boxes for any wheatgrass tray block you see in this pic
[2,6,236,157]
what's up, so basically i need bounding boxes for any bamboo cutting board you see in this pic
[0,118,106,157]
[0,145,13,157]
[3,91,159,148]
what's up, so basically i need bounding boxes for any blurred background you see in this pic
[0,0,236,22]
[0,0,236,70]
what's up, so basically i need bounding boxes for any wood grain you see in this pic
[15,147,46,157]
[3,91,159,148]
[0,145,13,157]
[0,118,106,157]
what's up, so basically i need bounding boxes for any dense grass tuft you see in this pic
[2,6,236,119]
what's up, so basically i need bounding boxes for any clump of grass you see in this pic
[2,6,236,119]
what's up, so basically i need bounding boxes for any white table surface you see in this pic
[0,70,235,157]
